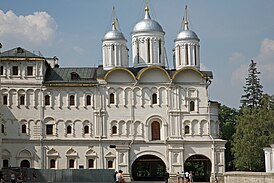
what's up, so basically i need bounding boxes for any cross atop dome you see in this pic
[183,5,189,30]
[144,0,151,19]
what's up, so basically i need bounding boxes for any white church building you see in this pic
[0,3,226,182]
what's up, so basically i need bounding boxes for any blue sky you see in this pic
[1,0,274,109]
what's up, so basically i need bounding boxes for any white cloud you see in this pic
[0,10,57,48]
[230,38,274,94]
[73,46,84,55]
[256,39,274,81]
[229,52,246,64]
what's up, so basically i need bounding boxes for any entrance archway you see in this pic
[184,155,211,182]
[132,155,166,181]
[20,160,30,168]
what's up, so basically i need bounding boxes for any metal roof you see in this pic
[0,47,44,59]
[44,67,98,84]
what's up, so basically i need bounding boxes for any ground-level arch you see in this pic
[131,155,166,181]
[184,154,211,182]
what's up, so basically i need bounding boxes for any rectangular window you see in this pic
[107,160,113,168]
[46,124,53,135]
[0,66,3,75]
[12,66,19,75]
[3,95,8,105]
[27,66,33,76]
[88,159,94,168]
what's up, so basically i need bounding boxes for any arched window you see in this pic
[84,125,89,134]
[2,124,4,133]
[152,93,157,104]
[69,159,74,168]
[22,124,27,133]
[109,93,115,104]
[147,38,151,63]
[159,39,162,63]
[50,159,56,168]
[0,66,3,75]
[20,95,25,105]
[107,160,113,168]
[194,46,197,65]
[151,121,160,140]
[20,160,30,168]
[137,40,140,63]
[112,126,117,134]
[185,44,189,65]
[45,95,50,106]
[3,95,8,105]
[185,125,190,134]
[69,95,75,106]
[67,126,72,134]
[88,159,94,168]
[86,95,91,106]
[190,101,195,111]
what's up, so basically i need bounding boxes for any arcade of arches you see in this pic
[131,154,211,182]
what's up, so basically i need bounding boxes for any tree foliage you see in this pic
[241,60,263,109]
[233,94,274,171]
[219,105,238,171]
[232,60,274,171]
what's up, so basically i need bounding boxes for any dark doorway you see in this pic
[184,155,211,182]
[132,155,166,181]
[20,160,30,168]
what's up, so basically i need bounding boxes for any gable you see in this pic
[105,69,135,83]
[138,67,170,83]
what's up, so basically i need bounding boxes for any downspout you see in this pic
[166,79,173,172]
[98,85,104,169]
[128,79,138,179]
[206,79,216,181]
[129,79,138,147]
[40,60,45,169]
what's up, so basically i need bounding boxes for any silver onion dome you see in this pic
[176,21,199,41]
[176,30,199,41]
[132,4,164,33]
[103,30,125,41]
[103,21,126,41]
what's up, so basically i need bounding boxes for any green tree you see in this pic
[232,95,274,171]
[219,105,238,171]
[241,60,263,109]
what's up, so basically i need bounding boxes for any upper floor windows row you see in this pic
[1,90,95,108]
[109,92,158,105]
[44,94,93,107]
[0,65,34,77]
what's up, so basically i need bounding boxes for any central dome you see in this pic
[132,18,163,33]
[132,4,164,34]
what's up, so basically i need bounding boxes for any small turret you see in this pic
[174,6,200,70]
[102,7,129,70]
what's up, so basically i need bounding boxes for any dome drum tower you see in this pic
[174,8,200,70]
[102,18,129,70]
[131,3,166,68]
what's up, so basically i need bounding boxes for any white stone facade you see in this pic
[0,3,226,182]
